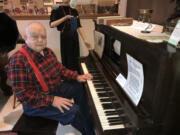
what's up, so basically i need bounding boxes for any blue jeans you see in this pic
[23,80,95,135]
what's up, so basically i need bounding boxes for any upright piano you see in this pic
[80,22,180,135]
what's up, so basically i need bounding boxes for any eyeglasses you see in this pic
[31,35,47,41]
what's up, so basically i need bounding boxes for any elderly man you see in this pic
[8,22,95,135]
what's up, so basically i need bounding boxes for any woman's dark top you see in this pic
[50,6,81,32]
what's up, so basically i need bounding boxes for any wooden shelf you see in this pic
[11,15,50,20]
[79,13,119,19]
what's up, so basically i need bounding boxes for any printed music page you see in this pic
[124,54,144,106]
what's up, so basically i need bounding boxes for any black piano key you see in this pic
[105,108,124,116]
[108,118,126,125]
[108,119,123,124]
[94,83,109,88]
[92,73,103,76]
[97,92,114,97]
[96,87,112,91]
[108,119,123,123]
[93,76,105,80]
[107,116,129,123]
[109,121,124,126]
[88,70,98,73]
[93,80,105,83]
[87,66,96,69]
[105,110,116,113]
[105,109,124,114]
[107,117,123,120]
[100,97,117,102]
[88,70,99,73]
[116,109,124,114]
[105,111,119,116]
[102,103,121,110]
[96,89,106,92]
[97,92,107,97]
[92,75,103,78]
[104,88,113,91]
[102,103,114,109]
[114,103,122,108]
[102,103,119,109]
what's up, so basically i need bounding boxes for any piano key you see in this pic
[105,111,119,116]
[96,88,110,92]
[93,76,105,80]
[88,70,99,73]
[105,109,124,116]
[98,92,114,98]
[94,83,109,88]
[108,117,129,125]
[109,122,125,126]
[92,73,102,76]
[100,98,117,102]
[93,80,106,83]
[108,117,124,120]
[102,103,116,110]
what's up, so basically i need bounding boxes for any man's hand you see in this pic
[52,96,74,113]
[76,73,93,82]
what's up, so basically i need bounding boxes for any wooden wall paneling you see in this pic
[126,0,139,19]
[151,0,175,24]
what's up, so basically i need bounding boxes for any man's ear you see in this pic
[24,34,28,45]
[24,34,27,40]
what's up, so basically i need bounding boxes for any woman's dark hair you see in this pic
[0,13,19,53]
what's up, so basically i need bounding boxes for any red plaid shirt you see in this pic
[8,45,78,108]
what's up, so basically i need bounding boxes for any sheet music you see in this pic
[168,20,180,46]
[124,54,144,106]
[94,30,105,59]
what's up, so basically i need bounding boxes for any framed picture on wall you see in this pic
[44,0,53,5]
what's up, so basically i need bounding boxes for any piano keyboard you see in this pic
[81,62,126,131]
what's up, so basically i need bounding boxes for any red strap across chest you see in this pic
[19,48,48,92]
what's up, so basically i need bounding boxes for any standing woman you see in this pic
[50,0,91,72]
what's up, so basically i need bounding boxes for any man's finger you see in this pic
[58,106,64,113]
[61,104,71,111]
